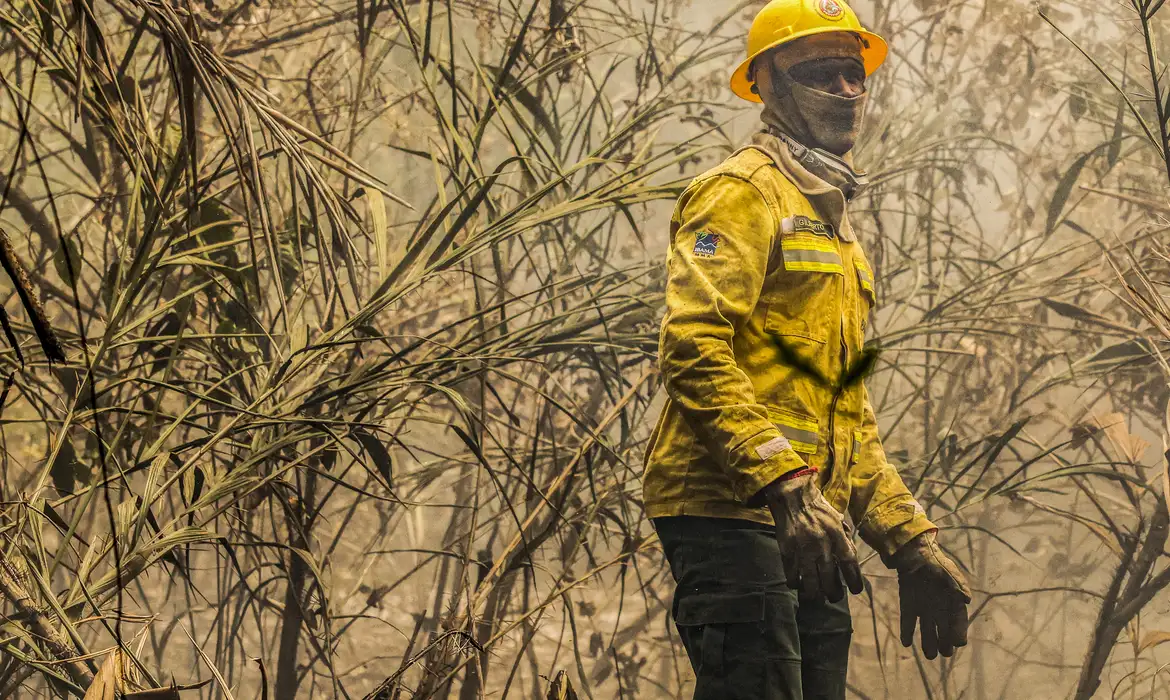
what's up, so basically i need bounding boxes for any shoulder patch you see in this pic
[693,231,720,257]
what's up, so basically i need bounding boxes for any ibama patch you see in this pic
[693,232,720,257]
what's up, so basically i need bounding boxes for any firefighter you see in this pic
[643,1,972,697]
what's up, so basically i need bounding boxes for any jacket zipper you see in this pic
[824,243,850,482]
[825,332,847,481]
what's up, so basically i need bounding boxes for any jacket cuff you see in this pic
[858,498,938,563]
[728,429,810,504]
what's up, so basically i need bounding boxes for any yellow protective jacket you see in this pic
[643,130,935,559]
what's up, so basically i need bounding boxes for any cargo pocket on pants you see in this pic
[675,590,802,699]
[677,591,764,676]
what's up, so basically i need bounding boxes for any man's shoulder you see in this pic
[695,146,771,182]
[688,146,794,199]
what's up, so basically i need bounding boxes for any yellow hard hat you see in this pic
[730,0,888,103]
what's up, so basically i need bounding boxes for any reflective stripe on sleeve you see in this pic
[768,413,820,454]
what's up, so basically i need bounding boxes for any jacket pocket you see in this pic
[766,407,820,455]
[764,233,843,344]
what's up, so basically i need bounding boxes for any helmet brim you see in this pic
[730,28,888,103]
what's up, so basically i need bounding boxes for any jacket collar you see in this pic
[745,129,860,243]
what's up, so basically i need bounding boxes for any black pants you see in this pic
[654,516,852,700]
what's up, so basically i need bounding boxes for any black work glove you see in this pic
[761,473,865,603]
[890,530,972,659]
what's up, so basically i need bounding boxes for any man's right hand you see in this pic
[760,473,865,602]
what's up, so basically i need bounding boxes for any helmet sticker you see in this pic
[816,0,845,21]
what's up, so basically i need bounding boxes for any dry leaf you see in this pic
[83,661,116,700]
[365,189,389,278]
[84,649,137,700]
[1139,630,1170,653]
[546,670,579,700]
[124,688,182,700]
[86,648,181,700]
[1096,412,1150,462]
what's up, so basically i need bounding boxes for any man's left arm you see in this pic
[847,384,935,560]
[849,384,973,659]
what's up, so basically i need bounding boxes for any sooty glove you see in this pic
[890,529,972,659]
[761,472,865,603]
